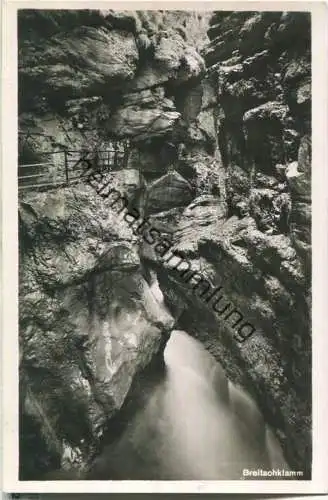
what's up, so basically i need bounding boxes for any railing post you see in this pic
[64,150,69,186]
[114,143,118,168]
[123,140,129,168]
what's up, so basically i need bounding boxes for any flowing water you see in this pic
[88,330,289,480]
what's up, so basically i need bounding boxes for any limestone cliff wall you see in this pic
[18,10,208,158]
[19,9,311,478]
[19,183,174,478]
[201,12,311,473]
[19,8,211,478]
[137,11,311,474]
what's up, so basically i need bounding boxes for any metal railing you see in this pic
[18,142,131,191]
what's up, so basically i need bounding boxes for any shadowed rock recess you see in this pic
[19,10,311,479]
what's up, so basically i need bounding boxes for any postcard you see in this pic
[1,0,328,495]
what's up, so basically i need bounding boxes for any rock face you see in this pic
[146,171,194,214]
[176,11,310,474]
[18,10,207,163]
[19,9,311,480]
[140,11,311,475]
[19,185,174,478]
[204,11,311,241]
[18,9,210,478]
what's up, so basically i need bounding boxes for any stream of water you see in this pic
[88,330,289,480]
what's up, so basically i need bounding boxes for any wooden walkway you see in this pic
[18,142,130,191]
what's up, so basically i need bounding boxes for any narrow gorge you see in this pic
[18,10,311,480]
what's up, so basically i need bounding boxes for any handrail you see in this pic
[18,145,131,192]
[19,173,50,179]
[18,181,69,190]
[19,162,55,168]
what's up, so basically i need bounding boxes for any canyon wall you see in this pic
[19,184,175,478]
[19,10,311,478]
[18,9,210,478]
[200,11,311,474]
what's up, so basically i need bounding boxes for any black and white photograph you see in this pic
[1,1,328,495]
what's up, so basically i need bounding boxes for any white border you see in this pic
[2,0,328,494]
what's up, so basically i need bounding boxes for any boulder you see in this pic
[107,106,180,140]
[146,171,194,214]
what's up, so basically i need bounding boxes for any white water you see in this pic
[89,330,288,480]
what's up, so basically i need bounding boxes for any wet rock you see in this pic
[239,13,277,55]
[18,8,312,481]
[243,101,289,124]
[226,165,250,210]
[290,201,311,231]
[178,149,224,198]
[20,27,139,99]
[275,12,311,45]
[19,185,174,476]
[296,78,311,105]
[254,172,280,189]
[174,82,205,123]
[173,195,227,252]
[249,188,291,234]
[107,107,180,140]
[242,102,290,173]
[285,161,311,201]
[146,171,194,214]
[283,128,300,162]
[156,212,310,474]
[201,78,217,109]
[207,12,250,40]
[190,11,312,476]
[242,49,270,72]
[128,141,179,177]
[100,10,142,33]
[147,207,185,242]
[154,31,205,79]
[197,109,217,143]
[204,38,239,67]
[283,55,311,85]
[128,32,205,91]
[122,87,175,110]
[297,134,311,175]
